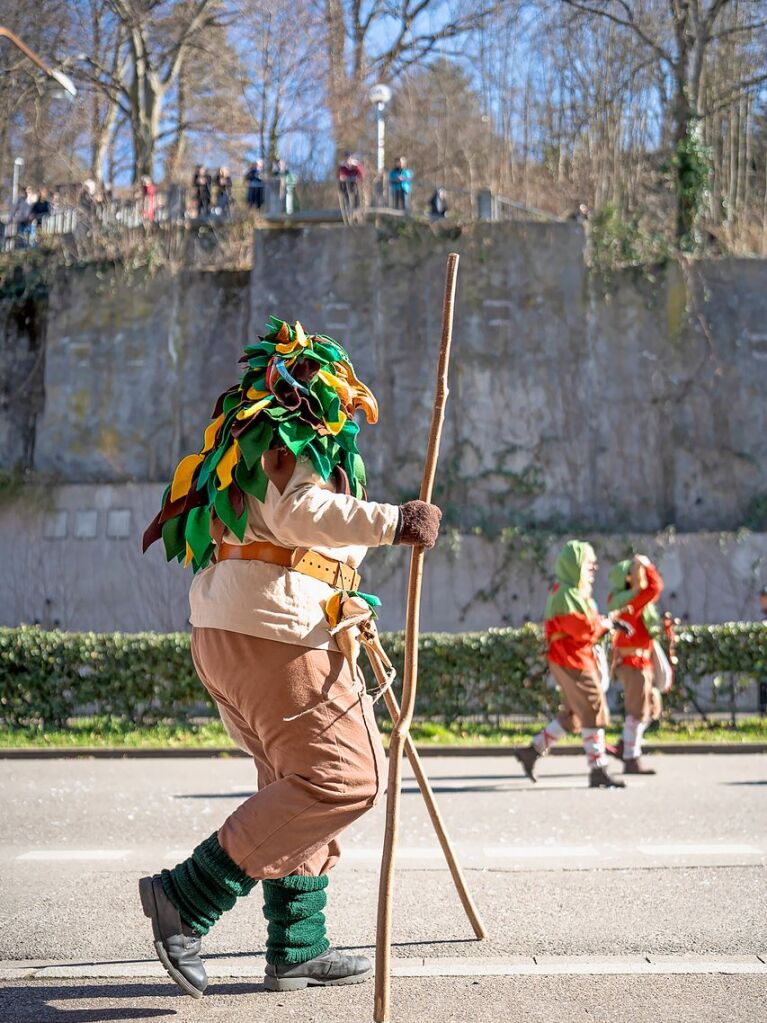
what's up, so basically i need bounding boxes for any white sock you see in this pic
[622,715,647,759]
[533,718,567,755]
[582,728,608,769]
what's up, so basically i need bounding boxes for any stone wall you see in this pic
[0,484,763,633]
[3,223,766,534]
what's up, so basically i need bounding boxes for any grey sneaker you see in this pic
[139,874,208,998]
[264,948,373,991]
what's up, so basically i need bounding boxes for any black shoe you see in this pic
[589,766,626,789]
[514,744,541,782]
[624,756,656,775]
[264,948,373,991]
[139,874,208,998]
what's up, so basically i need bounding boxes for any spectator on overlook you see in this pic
[30,188,51,227]
[141,176,156,223]
[245,159,265,210]
[429,186,448,220]
[193,165,212,217]
[389,156,413,212]
[13,186,36,246]
[215,167,233,216]
[338,152,364,211]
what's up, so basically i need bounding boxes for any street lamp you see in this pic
[11,157,24,206]
[368,83,392,205]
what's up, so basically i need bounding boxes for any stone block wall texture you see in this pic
[1,222,767,632]
[0,484,764,633]
[3,223,766,532]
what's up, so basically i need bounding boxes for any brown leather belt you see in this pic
[218,540,361,592]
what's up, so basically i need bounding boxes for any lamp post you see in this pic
[12,157,24,206]
[368,83,392,206]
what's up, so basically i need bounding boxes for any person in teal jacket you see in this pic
[389,156,413,212]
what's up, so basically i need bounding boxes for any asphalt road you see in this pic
[1,752,766,1021]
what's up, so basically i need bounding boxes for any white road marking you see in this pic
[639,843,763,857]
[5,956,765,980]
[17,849,129,862]
[343,847,443,861]
[484,845,598,859]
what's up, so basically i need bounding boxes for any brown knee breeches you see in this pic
[191,627,385,880]
[550,662,610,731]
[617,663,654,722]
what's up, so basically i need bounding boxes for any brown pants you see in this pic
[617,663,654,722]
[191,627,385,880]
[550,662,610,730]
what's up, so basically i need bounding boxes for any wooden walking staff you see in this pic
[361,638,486,941]
[374,252,468,1023]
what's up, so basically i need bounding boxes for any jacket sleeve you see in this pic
[260,474,400,550]
[619,564,664,617]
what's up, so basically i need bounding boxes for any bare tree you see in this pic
[559,0,767,241]
[79,0,222,181]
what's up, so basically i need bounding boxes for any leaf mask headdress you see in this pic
[143,316,379,572]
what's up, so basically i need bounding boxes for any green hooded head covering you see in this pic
[544,540,597,620]
[607,557,660,636]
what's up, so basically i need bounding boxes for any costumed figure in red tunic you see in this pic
[607,554,670,774]
[515,540,628,788]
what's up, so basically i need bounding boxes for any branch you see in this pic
[559,0,675,66]
[162,0,221,86]
[710,17,767,39]
[705,69,767,113]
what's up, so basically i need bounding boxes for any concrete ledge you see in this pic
[0,742,765,759]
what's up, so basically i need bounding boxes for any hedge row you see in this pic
[0,622,765,728]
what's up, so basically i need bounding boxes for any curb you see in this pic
[1,954,765,981]
[0,742,765,759]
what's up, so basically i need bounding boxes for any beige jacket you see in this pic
[189,457,400,650]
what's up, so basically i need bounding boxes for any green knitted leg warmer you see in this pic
[160,832,257,936]
[262,874,331,966]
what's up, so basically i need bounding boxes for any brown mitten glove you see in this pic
[394,501,442,549]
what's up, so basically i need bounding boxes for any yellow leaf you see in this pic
[236,396,272,420]
[170,453,204,502]
[324,592,342,629]
[202,413,225,454]
[183,542,194,567]
[216,441,240,489]
[246,386,270,400]
[294,320,309,348]
[324,410,348,436]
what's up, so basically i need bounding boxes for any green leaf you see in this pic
[278,419,315,456]
[184,506,211,566]
[161,516,185,562]
[235,459,268,502]
[214,487,248,542]
[238,420,272,470]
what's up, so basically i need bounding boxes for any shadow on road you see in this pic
[0,980,266,1023]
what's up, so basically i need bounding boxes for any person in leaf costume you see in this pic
[607,554,666,775]
[139,316,441,1000]
[515,540,628,788]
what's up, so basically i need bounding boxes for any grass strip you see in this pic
[1,716,766,749]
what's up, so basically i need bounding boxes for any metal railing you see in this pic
[0,183,557,250]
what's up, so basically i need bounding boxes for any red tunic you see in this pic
[612,564,664,669]
[545,601,609,674]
